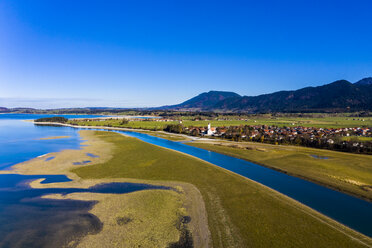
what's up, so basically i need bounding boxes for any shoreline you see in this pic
[3,124,372,246]
[33,121,372,203]
[39,135,71,140]
[0,129,211,247]
[72,130,372,247]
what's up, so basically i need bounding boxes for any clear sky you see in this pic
[1,0,372,108]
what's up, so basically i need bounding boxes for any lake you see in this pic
[1,114,371,242]
[0,114,170,247]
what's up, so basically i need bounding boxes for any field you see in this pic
[342,136,372,142]
[184,116,372,128]
[139,130,192,141]
[70,116,372,130]
[73,131,371,248]
[44,190,189,248]
[188,140,372,201]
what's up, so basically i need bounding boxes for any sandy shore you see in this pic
[39,135,71,140]
[1,130,211,248]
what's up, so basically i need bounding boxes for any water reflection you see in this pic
[0,174,170,248]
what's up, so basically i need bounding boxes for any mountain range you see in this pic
[161,77,372,113]
[2,77,372,114]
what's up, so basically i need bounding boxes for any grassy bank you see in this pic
[69,116,372,129]
[6,131,205,247]
[188,140,372,202]
[44,190,188,248]
[73,131,371,248]
[139,130,192,141]
[342,136,372,142]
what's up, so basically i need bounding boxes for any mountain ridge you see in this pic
[160,78,372,113]
[161,91,240,110]
[355,77,372,85]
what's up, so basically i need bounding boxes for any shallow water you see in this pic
[86,153,99,158]
[73,160,91,165]
[2,114,372,240]
[0,114,172,247]
[310,154,329,159]
[0,114,112,170]
[45,156,55,161]
[0,115,95,170]
[0,174,169,248]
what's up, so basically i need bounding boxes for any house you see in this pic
[205,123,216,136]
[327,139,334,144]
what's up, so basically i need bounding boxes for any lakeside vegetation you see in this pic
[72,131,371,248]
[68,115,372,129]
[35,116,68,123]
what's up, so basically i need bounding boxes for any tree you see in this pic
[120,119,129,125]
[35,117,68,123]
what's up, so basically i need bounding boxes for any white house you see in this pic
[206,123,216,136]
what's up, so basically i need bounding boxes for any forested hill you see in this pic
[161,91,241,110]
[0,107,9,112]
[2,77,372,114]
[161,78,372,113]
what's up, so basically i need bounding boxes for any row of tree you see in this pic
[34,117,68,123]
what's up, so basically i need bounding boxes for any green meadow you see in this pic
[342,136,372,142]
[72,131,371,248]
[70,116,372,130]
[188,140,372,201]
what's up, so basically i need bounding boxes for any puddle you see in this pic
[73,160,91,165]
[86,153,99,158]
[310,155,329,159]
[45,156,55,161]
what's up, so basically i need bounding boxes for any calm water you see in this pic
[0,114,105,169]
[0,174,169,248]
[0,114,170,247]
[1,114,372,240]
[111,130,372,238]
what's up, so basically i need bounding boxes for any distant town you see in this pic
[36,115,372,154]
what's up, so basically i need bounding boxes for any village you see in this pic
[191,123,371,140]
[68,116,372,154]
[179,123,372,154]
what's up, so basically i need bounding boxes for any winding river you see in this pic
[1,114,371,239]
[95,129,372,238]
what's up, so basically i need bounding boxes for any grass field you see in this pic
[46,190,187,248]
[139,130,191,141]
[188,140,372,202]
[72,131,372,248]
[342,136,372,142]
[70,116,372,130]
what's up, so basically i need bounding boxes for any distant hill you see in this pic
[0,107,9,112]
[355,77,372,85]
[160,78,372,113]
[161,91,240,110]
[2,77,372,114]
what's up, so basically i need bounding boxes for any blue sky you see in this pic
[1,0,372,108]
